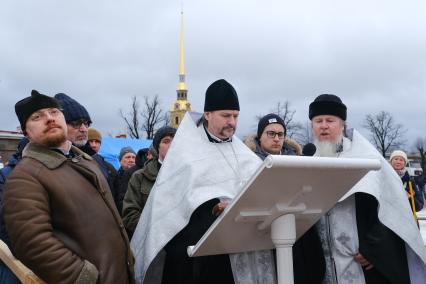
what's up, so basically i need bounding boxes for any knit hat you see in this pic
[204,79,240,111]
[390,150,408,164]
[88,128,102,142]
[54,93,92,124]
[309,94,347,121]
[15,90,61,132]
[153,126,177,153]
[257,113,286,138]
[119,146,136,162]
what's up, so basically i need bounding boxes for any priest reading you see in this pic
[131,79,277,284]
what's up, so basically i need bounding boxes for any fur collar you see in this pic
[243,134,302,155]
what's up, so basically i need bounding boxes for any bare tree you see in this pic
[257,101,303,139]
[120,96,140,138]
[414,138,426,171]
[120,95,167,139]
[162,112,170,127]
[141,95,167,139]
[362,111,406,157]
[298,120,314,145]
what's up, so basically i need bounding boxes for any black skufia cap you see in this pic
[15,90,61,132]
[204,79,240,111]
[309,94,347,121]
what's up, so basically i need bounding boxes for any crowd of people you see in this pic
[0,80,426,284]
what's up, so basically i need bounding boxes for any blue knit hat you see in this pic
[54,93,92,124]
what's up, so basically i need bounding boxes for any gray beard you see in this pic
[314,134,343,157]
[73,139,88,147]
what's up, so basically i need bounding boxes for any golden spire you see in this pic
[170,7,191,128]
[177,9,187,91]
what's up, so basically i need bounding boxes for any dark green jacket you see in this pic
[122,158,160,237]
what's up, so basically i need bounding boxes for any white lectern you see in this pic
[187,155,381,284]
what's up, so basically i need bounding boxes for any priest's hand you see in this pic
[212,202,228,216]
[354,253,374,270]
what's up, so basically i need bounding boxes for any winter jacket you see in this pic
[401,171,423,212]
[115,148,150,214]
[122,158,160,238]
[3,142,135,284]
[0,153,20,248]
[81,142,117,200]
[244,134,302,159]
[92,153,117,193]
[0,153,21,284]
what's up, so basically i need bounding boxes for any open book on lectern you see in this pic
[188,155,381,257]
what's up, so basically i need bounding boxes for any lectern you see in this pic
[187,155,381,284]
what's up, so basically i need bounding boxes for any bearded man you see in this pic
[131,79,276,284]
[3,90,134,283]
[309,94,426,284]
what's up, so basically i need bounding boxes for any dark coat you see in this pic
[401,171,423,212]
[300,193,410,284]
[162,199,234,284]
[115,149,149,215]
[0,153,21,284]
[355,193,410,284]
[0,153,20,248]
[113,167,130,213]
[122,158,160,238]
[92,153,117,194]
[3,143,135,284]
[80,143,117,199]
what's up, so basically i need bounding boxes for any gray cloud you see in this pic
[1,0,425,151]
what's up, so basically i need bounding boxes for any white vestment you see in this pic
[131,113,271,283]
[320,130,426,283]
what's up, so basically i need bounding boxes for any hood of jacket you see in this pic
[140,158,160,182]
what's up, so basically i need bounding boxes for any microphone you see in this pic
[302,143,316,156]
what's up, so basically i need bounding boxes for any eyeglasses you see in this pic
[266,131,285,139]
[29,108,62,121]
[69,119,91,129]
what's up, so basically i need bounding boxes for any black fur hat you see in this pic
[309,94,347,121]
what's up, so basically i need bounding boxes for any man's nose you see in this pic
[79,124,88,131]
[320,121,329,128]
[228,117,236,126]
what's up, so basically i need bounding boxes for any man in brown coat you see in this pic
[3,90,135,283]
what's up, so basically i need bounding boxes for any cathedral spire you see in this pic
[177,10,187,92]
[170,8,192,128]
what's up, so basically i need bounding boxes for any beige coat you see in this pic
[4,143,135,284]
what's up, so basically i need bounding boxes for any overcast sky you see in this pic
[1,0,425,151]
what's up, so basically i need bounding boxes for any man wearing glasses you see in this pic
[250,113,300,159]
[4,90,134,283]
[54,93,92,148]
